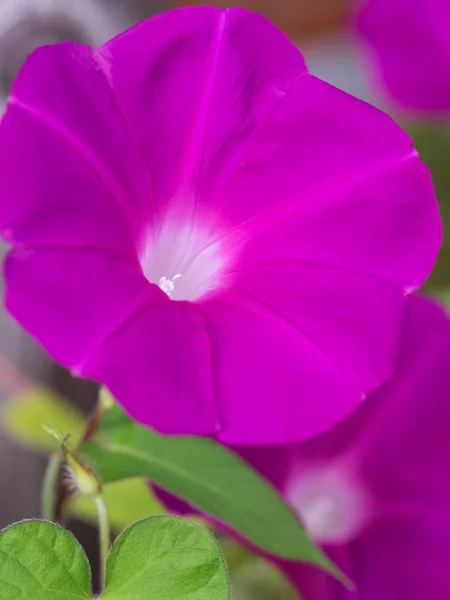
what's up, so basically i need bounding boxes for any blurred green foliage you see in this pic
[1,387,85,452]
[407,124,450,290]
[218,535,300,599]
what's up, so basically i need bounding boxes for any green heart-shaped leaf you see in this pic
[0,518,229,599]
[101,516,229,599]
[0,520,91,599]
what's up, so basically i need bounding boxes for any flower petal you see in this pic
[226,263,406,397]
[344,517,450,600]
[355,0,450,115]
[219,75,440,291]
[344,296,450,514]
[4,248,155,368]
[81,300,218,435]
[201,75,440,442]
[95,6,307,215]
[200,295,361,445]
[0,43,151,252]
[6,246,218,434]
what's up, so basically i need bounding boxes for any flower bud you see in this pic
[44,427,101,497]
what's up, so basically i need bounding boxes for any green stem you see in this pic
[94,494,110,592]
[41,453,62,521]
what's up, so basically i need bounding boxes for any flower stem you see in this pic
[41,453,62,521]
[94,493,110,592]
[80,398,106,446]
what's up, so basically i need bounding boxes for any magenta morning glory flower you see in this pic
[0,7,441,444]
[354,0,450,116]
[156,296,450,598]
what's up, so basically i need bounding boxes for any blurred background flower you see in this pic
[354,0,450,118]
[0,1,449,598]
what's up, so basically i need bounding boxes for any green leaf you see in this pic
[431,286,450,308]
[69,478,164,533]
[101,516,229,599]
[0,520,91,599]
[1,387,85,453]
[82,404,342,580]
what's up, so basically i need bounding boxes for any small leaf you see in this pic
[1,387,85,453]
[82,404,341,579]
[69,478,164,533]
[101,516,229,599]
[0,520,91,598]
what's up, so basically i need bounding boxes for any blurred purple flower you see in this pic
[0,7,441,444]
[157,296,450,598]
[354,0,450,116]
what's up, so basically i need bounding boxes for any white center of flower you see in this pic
[287,464,371,544]
[140,215,232,301]
[158,274,181,297]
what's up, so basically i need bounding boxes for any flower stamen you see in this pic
[158,273,181,297]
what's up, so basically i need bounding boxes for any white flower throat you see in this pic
[141,217,230,301]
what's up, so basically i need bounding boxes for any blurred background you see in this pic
[0,1,448,598]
